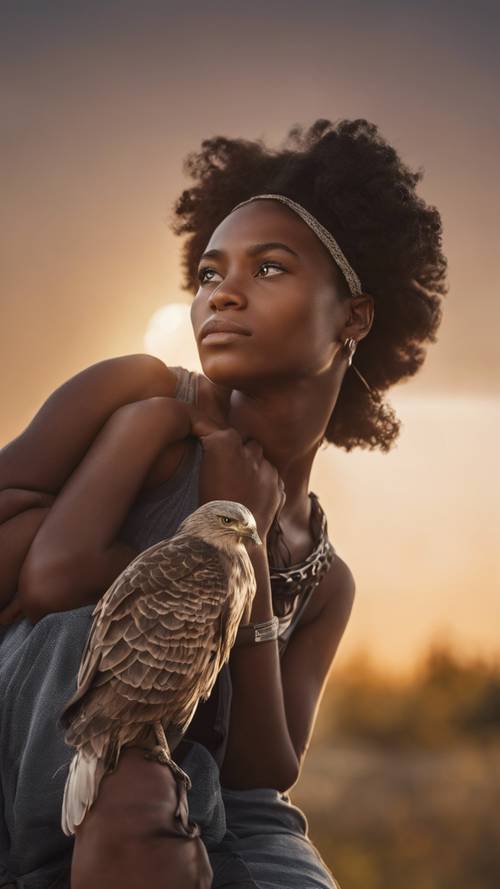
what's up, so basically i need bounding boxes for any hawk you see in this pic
[60,499,260,837]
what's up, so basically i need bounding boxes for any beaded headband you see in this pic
[230,193,363,297]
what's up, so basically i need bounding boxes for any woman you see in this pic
[0,118,446,888]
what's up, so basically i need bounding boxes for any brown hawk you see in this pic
[60,499,260,836]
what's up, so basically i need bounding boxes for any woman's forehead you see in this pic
[205,200,325,258]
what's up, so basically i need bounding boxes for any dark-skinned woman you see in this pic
[0,118,447,888]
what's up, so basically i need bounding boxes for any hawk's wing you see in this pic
[61,534,231,750]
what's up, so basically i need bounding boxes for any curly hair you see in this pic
[170,118,447,452]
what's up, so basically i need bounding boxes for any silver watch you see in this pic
[234,615,279,647]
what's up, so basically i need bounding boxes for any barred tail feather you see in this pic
[61,749,106,836]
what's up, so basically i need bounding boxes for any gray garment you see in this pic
[211,788,340,889]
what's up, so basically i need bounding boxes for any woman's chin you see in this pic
[199,354,263,390]
[198,339,290,389]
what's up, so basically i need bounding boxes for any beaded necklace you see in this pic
[266,492,335,622]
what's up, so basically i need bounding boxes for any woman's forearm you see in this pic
[18,540,140,622]
[18,397,191,619]
[0,491,137,621]
[219,544,299,792]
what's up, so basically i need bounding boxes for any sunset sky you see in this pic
[1,0,499,671]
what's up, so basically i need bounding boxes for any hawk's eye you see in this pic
[220,516,233,524]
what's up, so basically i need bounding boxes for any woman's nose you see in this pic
[208,281,248,311]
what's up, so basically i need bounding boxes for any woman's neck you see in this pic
[197,367,340,528]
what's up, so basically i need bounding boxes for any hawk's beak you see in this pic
[238,523,261,545]
[249,528,262,545]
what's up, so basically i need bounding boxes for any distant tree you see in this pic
[319,642,500,748]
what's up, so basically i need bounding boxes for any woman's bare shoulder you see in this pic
[59,353,180,399]
[0,354,181,493]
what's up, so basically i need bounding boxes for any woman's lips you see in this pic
[200,318,252,340]
[201,331,250,344]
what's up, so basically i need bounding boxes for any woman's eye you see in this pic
[198,267,219,284]
[197,261,285,285]
[257,262,285,278]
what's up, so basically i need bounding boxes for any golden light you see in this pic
[143,302,202,371]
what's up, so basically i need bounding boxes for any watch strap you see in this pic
[234,615,280,647]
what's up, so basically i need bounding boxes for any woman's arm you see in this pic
[220,542,300,793]
[185,418,301,792]
[220,554,355,792]
[0,353,178,494]
[0,357,185,618]
[279,557,355,771]
[18,396,193,622]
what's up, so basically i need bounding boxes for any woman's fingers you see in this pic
[242,439,264,462]
[188,405,285,537]
[188,407,263,464]
[187,405,228,440]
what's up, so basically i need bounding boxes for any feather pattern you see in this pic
[60,500,258,836]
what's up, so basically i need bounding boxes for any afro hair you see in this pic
[170,118,447,452]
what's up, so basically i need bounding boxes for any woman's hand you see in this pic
[187,406,285,541]
[71,747,212,889]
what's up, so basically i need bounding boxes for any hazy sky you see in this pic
[1,0,499,668]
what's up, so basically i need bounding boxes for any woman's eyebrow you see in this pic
[199,241,300,262]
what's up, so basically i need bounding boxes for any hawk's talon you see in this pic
[143,744,170,764]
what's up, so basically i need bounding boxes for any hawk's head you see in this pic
[179,500,261,548]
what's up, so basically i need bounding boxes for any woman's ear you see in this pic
[342,293,374,343]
